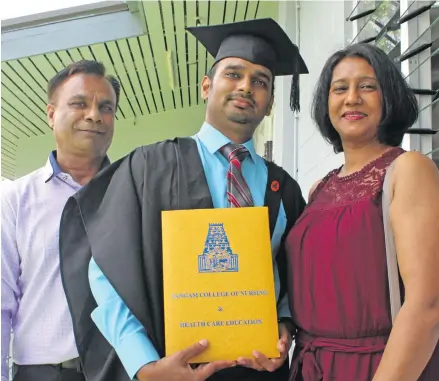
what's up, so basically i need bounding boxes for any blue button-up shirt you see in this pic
[89,123,290,379]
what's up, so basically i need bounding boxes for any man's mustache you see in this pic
[226,93,255,106]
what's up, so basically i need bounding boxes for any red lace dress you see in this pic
[286,147,439,381]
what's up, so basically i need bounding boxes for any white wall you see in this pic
[295,0,351,197]
[272,1,300,180]
[253,114,274,158]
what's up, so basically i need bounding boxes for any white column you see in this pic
[273,1,347,196]
[272,0,298,179]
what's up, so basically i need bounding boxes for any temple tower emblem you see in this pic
[198,223,239,273]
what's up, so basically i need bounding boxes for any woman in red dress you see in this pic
[286,43,439,381]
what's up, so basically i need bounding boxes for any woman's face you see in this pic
[328,56,382,146]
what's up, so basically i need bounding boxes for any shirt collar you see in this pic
[43,150,111,183]
[196,122,258,162]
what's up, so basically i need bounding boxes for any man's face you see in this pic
[201,57,274,139]
[47,73,117,158]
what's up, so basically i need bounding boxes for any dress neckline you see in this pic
[334,147,400,182]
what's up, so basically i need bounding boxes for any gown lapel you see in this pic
[177,137,214,210]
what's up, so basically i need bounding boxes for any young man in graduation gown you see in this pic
[59,18,308,381]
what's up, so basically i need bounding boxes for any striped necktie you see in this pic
[220,143,254,208]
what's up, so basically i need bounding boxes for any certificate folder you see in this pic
[162,207,279,363]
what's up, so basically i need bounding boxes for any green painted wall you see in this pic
[15,104,206,178]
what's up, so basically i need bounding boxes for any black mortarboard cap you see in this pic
[186,18,308,112]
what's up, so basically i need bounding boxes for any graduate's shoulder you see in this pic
[104,138,192,177]
[137,137,188,156]
[264,159,303,195]
[119,137,191,164]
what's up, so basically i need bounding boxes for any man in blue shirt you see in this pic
[59,18,308,381]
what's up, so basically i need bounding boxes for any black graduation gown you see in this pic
[59,137,305,381]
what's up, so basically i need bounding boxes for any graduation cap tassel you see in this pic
[290,73,300,113]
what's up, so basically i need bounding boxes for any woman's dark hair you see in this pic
[311,43,418,153]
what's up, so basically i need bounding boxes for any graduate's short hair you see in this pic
[311,43,419,153]
[47,60,120,107]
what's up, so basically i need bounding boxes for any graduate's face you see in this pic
[202,57,274,141]
[328,57,382,146]
[47,73,117,158]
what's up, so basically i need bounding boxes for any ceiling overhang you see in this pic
[1,1,278,180]
[1,1,146,61]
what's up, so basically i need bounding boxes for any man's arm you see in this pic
[88,258,160,380]
[1,194,20,381]
[274,202,293,319]
[273,262,291,319]
[89,258,234,381]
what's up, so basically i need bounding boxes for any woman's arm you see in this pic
[372,151,439,381]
